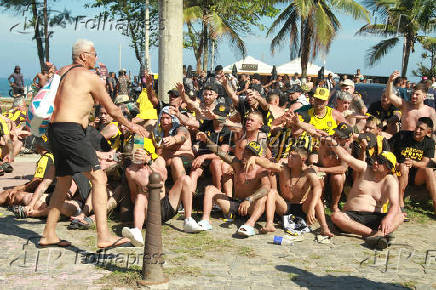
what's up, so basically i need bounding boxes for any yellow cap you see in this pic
[313,87,330,101]
[378,151,397,174]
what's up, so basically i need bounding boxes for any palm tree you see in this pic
[357,0,436,77]
[184,1,247,72]
[268,0,369,77]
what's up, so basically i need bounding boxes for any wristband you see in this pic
[244,197,251,203]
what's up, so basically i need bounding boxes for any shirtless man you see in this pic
[312,122,353,212]
[123,147,201,246]
[39,39,146,249]
[330,143,403,250]
[387,70,436,131]
[155,106,194,182]
[196,136,271,237]
[245,147,333,236]
[32,62,55,90]
[97,106,121,151]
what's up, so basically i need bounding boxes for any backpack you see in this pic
[26,65,82,136]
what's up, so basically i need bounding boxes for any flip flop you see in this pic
[98,237,131,250]
[316,234,332,244]
[236,224,256,237]
[12,205,27,219]
[1,162,13,173]
[37,239,72,248]
[400,207,410,222]
[365,236,389,250]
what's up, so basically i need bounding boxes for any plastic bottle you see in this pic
[132,134,145,164]
[273,235,294,246]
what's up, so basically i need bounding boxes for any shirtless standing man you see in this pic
[387,70,436,131]
[39,39,146,248]
[330,142,403,250]
[246,147,333,236]
[196,136,271,237]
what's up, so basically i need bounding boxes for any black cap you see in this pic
[358,132,377,148]
[203,84,218,94]
[168,89,180,97]
[215,65,223,72]
[287,85,302,94]
[252,73,261,81]
[213,103,230,117]
[334,122,353,139]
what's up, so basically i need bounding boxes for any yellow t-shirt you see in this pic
[136,89,158,120]
[107,122,122,151]
[300,106,337,135]
[0,115,10,135]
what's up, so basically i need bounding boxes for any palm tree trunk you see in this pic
[158,0,183,103]
[300,17,313,78]
[144,0,150,71]
[32,0,44,71]
[401,35,413,77]
[210,38,215,71]
[202,23,209,72]
[43,0,49,62]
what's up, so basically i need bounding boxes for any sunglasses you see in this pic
[84,51,97,57]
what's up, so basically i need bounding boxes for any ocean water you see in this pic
[0,77,32,98]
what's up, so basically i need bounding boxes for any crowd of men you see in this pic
[1,39,436,250]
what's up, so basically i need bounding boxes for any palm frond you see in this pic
[183,6,203,23]
[330,0,370,23]
[269,8,300,58]
[366,37,399,66]
[355,23,397,36]
[267,3,296,36]
[220,17,247,57]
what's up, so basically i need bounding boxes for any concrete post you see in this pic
[137,172,168,287]
[158,0,183,104]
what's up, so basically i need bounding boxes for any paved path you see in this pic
[0,156,435,289]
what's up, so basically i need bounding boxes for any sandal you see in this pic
[1,162,13,173]
[236,224,256,237]
[12,205,27,219]
[400,207,410,222]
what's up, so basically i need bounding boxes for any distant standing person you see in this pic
[8,65,25,106]
[39,39,146,249]
[115,69,130,104]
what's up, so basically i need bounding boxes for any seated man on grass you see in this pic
[245,146,333,237]
[329,140,403,250]
[389,117,436,217]
[196,133,270,237]
[123,146,202,247]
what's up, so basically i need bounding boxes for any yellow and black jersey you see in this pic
[0,115,9,136]
[269,129,313,161]
[106,121,122,151]
[34,152,54,179]
[298,106,337,135]
[2,109,26,126]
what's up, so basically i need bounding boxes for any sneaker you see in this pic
[198,219,213,231]
[122,227,144,247]
[183,217,202,233]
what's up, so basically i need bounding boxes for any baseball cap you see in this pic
[376,151,397,174]
[358,132,377,148]
[340,79,355,87]
[168,89,180,97]
[213,103,230,117]
[245,141,263,156]
[203,84,219,93]
[287,85,303,94]
[313,87,330,101]
[252,73,261,81]
[34,134,51,151]
[334,122,353,139]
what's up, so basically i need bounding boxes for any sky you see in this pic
[0,1,434,82]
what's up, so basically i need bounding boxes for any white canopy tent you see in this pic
[223,56,273,75]
[277,58,337,77]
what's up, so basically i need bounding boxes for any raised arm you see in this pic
[325,137,367,173]
[386,71,404,109]
[218,75,239,107]
[91,73,147,137]
[245,156,282,173]
[144,73,159,107]
[196,131,236,165]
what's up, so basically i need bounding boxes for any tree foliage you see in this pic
[268,0,369,77]
[358,0,436,76]
[413,37,436,78]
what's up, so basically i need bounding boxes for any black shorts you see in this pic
[229,199,242,216]
[285,202,306,219]
[48,122,101,177]
[345,211,386,230]
[179,155,193,174]
[408,167,418,184]
[161,195,177,223]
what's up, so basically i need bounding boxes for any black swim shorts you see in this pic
[285,202,307,219]
[161,195,177,223]
[345,211,386,230]
[48,122,101,177]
